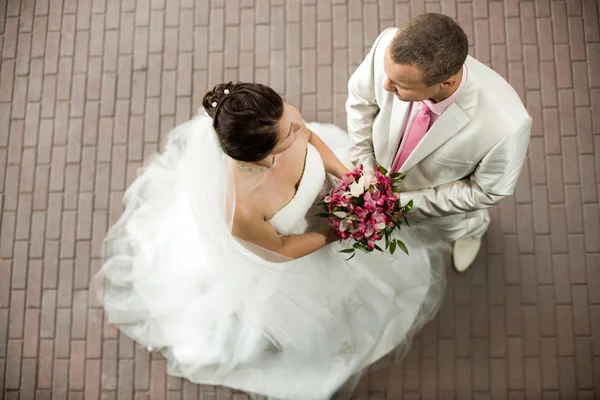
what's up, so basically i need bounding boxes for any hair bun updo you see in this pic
[202,82,237,119]
[198,81,285,163]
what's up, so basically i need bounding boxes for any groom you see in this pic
[346,13,531,272]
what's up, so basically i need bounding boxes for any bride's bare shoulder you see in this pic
[231,200,269,240]
[233,184,270,218]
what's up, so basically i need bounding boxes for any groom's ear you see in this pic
[440,77,457,90]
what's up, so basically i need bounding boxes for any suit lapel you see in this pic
[398,103,470,173]
[384,97,411,169]
[398,63,480,173]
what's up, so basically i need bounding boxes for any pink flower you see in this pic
[328,193,348,211]
[369,212,387,231]
[354,206,368,220]
[363,192,377,213]
[318,164,409,257]
[348,164,364,180]
[351,226,366,240]
[329,217,341,230]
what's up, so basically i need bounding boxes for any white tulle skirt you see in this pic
[95,117,450,400]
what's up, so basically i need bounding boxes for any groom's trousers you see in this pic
[420,208,491,243]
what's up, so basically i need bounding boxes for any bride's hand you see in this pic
[320,226,340,244]
[338,167,351,179]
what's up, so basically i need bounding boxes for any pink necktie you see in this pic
[392,102,432,172]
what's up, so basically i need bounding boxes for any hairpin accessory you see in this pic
[224,89,230,94]
[212,102,217,107]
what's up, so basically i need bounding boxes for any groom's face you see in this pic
[383,49,440,102]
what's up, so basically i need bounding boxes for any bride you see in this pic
[96,82,450,399]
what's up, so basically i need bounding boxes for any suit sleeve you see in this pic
[400,117,532,220]
[346,29,391,172]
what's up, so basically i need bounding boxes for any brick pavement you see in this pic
[1,0,599,398]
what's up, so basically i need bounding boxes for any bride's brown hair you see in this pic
[202,82,284,163]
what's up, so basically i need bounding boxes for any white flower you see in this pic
[333,211,348,218]
[349,181,365,197]
[359,174,373,190]
[339,219,349,232]
[349,174,371,197]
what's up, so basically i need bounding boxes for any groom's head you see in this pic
[384,13,468,102]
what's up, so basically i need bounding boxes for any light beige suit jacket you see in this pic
[347,28,532,226]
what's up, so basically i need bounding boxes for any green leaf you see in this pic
[404,216,410,226]
[374,244,383,252]
[354,242,370,253]
[396,239,409,255]
[385,234,391,249]
[345,252,356,261]
[315,213,330,218]
[339,248,355,254]
[390,172,405,179]
[403,200,413,212]
[390,241,397,254]
[378,165,389,175]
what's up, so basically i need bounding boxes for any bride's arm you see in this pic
[232,207,338,260]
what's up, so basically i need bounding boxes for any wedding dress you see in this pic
[96,112,450,400]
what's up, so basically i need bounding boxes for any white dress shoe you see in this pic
[452,237,481,273]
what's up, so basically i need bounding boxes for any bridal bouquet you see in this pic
[318,165,413,260]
